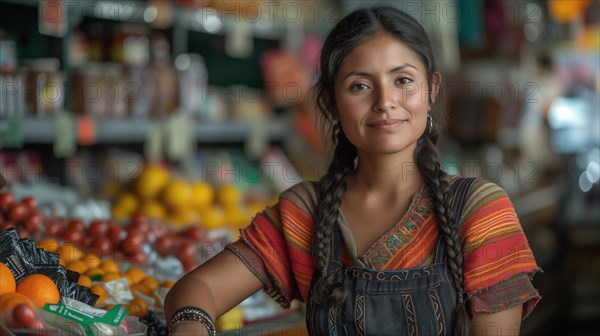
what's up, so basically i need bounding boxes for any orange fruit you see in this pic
[16,274,60,308]
[59,244,84,264]
[86,267,105,278]
[162,179,192,210]
[101,272,122,283]
[0,292,35,323]
[77,275,92,288]
[129,283,141,295]
[161,280,175,289]
[125,302,143,317]
[140,277,159,293]
[90,284,108,305]
[66,260,89,274]
[100,260,120,274]
[191,182,214,209]
[130,297,148,315]
[0,263,16,295]
[135,165,170,200]
[36,239,60,253]
[123,273,135,285]
[125,267,146,284]
[81,253,102,269]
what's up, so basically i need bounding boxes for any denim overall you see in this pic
[306,177,476,336]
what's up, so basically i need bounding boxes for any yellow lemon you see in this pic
[113,192,139,219]
[191,182,214,210]
[162,179,192,210]
[141,201,167,220]
[217,185,242,208]
[135,165,170,200]
[200,206,226,230]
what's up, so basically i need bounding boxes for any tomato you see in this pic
[62,228,85,244]
[176,241,197,262]
[12,303,37,328]
[21,196,38,211]
[67,219,85,232]
[8,203,28,222]
[155,234,176,256]
[119,231,144,255]
[128,219,150,239]
[107,225,125,242]
[88,220,109,236]
[129,213,147,226]
[0,192,14,208]
[89,236,114,256]
[182,226,205,241]
[127,250,148,265]
[43,219,62,236]
[23,212,42,233]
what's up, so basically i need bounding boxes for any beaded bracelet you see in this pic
[169,306,216,336]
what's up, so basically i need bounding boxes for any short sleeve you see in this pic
[460,178,541,319]
[468,273,541,319]
[233,203,299,308]
[227,181,318,308]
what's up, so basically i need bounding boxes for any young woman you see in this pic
[164,7,541,335]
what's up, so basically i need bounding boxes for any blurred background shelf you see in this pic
[0,115,290,144]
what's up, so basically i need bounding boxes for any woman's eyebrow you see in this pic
[343,63,417,80]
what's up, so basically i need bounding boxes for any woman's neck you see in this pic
[348,151,424,199]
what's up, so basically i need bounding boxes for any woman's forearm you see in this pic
[163,249,264,334]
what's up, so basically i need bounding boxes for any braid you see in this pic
[311,124,356,307]
[415,134,471,336]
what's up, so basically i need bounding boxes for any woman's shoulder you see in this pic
[447,174,510,202]
[278,180,319,217]
[446,174,516,222]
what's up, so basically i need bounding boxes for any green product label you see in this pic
[43,303,128,336]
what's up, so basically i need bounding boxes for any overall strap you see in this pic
[434,177,478,262]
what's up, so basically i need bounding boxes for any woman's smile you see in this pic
[367,119,408,129]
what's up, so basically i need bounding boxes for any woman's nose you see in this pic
[372,85,397,112]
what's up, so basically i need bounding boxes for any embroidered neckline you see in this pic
[337,183,431,268]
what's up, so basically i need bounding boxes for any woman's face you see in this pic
[334,33,438,157]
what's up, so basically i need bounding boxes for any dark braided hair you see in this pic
[311,6,471,336]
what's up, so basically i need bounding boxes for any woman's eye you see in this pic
[351,83,369,91]
[396,77,412,85]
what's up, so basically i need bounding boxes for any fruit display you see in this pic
[0,186,287,335]
[110,163,276,235]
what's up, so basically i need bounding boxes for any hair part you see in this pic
[311,6,471,335]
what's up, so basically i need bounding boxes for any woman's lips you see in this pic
[367,119,407,128]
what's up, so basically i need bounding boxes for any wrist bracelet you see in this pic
[169,306,216,336]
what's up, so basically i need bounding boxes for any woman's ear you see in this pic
[430,71,442,108]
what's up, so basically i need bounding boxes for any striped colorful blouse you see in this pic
[227,177,541,319]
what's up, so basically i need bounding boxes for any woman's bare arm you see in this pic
[164,249,264,335]
[471,304,523,336]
